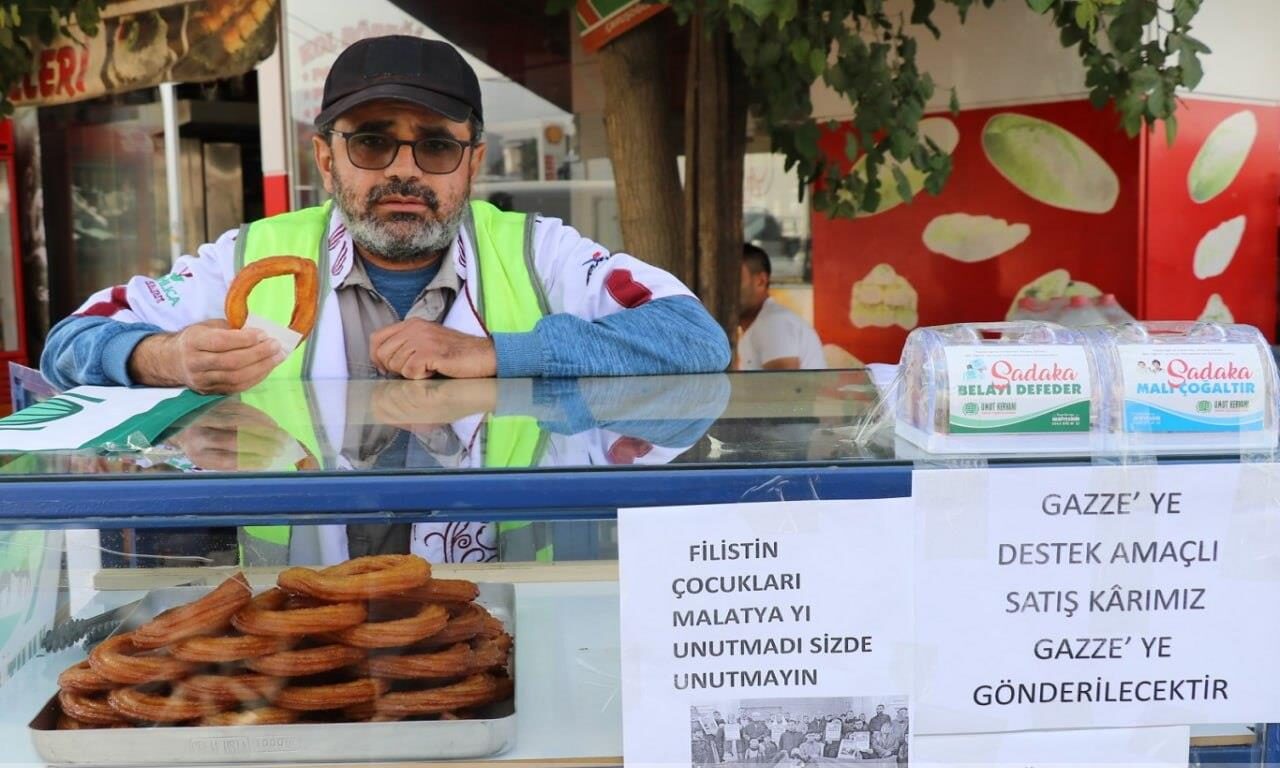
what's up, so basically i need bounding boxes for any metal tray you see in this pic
[30,582,516,765]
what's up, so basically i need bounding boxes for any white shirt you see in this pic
[737,298,826,370]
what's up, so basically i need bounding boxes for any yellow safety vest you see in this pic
[234,200,553,563]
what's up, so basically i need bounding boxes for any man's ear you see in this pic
[314,134,335,194]
[469,142,487,182]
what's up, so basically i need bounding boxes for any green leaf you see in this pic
[1026,0,1055,13]
[732,0,774,23]
[776,0,798,25]
[949,86,960,115]
[790,37,810,64]
[1164,113,1178,146]
[809,48,826,79]
[891,165,914,206]
[1074,0,1097,33]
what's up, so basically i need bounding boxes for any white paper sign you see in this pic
[620,499,914,766]
[913,463,1280,734]
[913,725,1190,768]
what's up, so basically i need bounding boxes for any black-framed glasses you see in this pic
[330,130,476,174]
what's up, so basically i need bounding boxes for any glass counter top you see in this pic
[0,371,885,479]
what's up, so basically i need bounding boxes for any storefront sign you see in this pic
[619,499,914,766]
[576,0,666,53]
[913,463,1280,734]
[9,0,279,108]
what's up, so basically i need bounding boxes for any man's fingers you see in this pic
[191,327,269,353]
[373,331,413,372]
[189,340,283,374]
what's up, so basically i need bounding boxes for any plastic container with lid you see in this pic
[1094,294,1136,325]
[896,322,1103,454]
[1055,295,1108,327]
[1086,321,1279,451]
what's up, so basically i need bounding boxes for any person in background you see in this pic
[868,703,890,733]
[735,244,826,371]
[779,720,806,756]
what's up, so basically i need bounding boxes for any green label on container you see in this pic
[944,345,1091,434]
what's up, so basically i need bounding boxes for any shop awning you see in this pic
[9,0,279,109]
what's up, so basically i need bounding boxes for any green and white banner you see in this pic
[0,386,218,452]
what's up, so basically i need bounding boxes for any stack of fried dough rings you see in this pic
[53,556,513,729]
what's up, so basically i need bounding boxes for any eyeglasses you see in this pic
[329,130,476,174]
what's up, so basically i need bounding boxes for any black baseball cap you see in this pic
[314,36,483,129]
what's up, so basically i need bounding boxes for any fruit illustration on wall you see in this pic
[1004,268,1101,319]
[1193,215,1246,280]
[982,113,1119,214]
[1188,111,1257,204]
[922,213,1030,263]
[850,264,918,329]
[1198,293,1234,323]
[845,118,960,217]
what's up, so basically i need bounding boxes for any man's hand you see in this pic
[167,400,297,471]
[129,320,286,394]
[371,378,500,429]
[369,319,497,379]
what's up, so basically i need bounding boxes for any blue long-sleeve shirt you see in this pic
[41,295,730,389]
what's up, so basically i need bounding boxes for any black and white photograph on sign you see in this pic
[690,695,910,766]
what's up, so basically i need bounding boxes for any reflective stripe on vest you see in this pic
[232,203,333,561]
[232,200,549,562]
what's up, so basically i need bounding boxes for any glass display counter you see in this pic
[0,371,1269,765]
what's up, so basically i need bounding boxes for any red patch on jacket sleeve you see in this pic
[78,285,131,317]
[605,269,653,308]
[607,436,653,465]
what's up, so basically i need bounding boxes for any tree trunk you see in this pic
[684,9,748,339]
[598,19,685,279]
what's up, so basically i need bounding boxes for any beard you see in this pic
[331,172,468,264]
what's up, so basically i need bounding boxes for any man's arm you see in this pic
[38,228,277,392]
[492,295,730,377]
[761,356,802,370]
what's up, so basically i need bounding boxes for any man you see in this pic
[735,243,825,371]
[872,721,903,759]
[41,35,728,394]
[778,720,805,756]
[39,36,729,564]
[742,712,771,750]
[794,732,825,761]
[868,704,890,734]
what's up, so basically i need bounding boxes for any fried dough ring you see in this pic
[199,706,300,727]
[367,635,512,680]
[274,677,389,712]
[89,634,196,684]
[393,578,480,605]
[245,643,366,677]
[279,555,431,602]
[57,660,117,693]
[224,256,319,337]
[331,601,449,649]
[177,672,285,706]
[231,588,366,637]
[373,673,513,717]
[425,603,499,647]
[108,685,229,724]
[58,689,129,726]
[170,633,295,663]
[131,572,253,649]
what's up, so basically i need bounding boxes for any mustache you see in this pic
[366,180,440,211]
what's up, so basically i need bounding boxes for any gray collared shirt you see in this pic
[336,252,462,378]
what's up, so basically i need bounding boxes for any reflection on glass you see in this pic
[0,159,16,351]
[64,106,171,303]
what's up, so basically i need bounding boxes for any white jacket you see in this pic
[75,207,695,376]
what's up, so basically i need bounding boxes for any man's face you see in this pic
[314,100,486,264]
[876,706,884,714]
[740,263,768,313]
